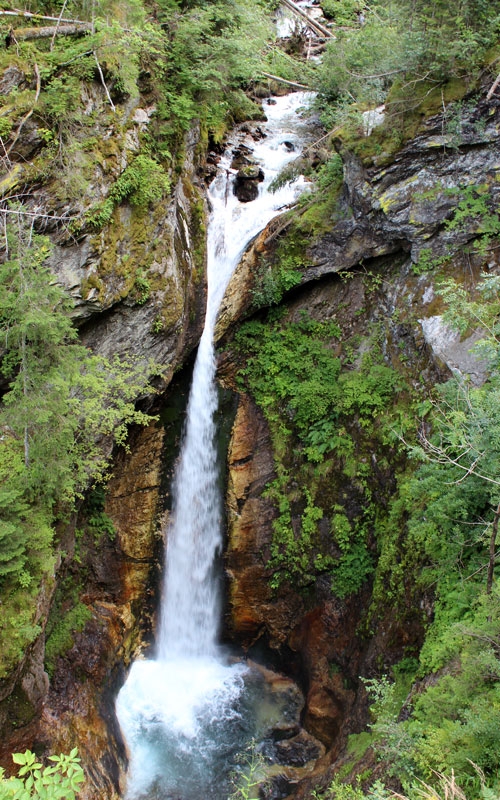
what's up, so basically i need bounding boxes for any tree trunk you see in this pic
[260,71,311,90]
[0,9,88,24]
[486,501,500,594]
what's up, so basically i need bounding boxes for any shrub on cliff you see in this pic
[0,219,160,675]
[317,0,500,131]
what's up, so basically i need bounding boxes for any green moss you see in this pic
[156,276,185,332]
[44,601,92,678]
[0,685,37,730]
[342,77,472,166]
[182,177,206,281]
[0,164,24,199]
[80,272,106,302]
[0,586,44,680]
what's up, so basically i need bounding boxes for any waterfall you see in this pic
[116,92,315,800]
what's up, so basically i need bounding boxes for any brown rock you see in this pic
[226,396,305,648]
[30,422,166,799]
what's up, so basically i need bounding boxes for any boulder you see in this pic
[234,164,265,202]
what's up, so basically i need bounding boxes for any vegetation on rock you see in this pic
[0,219,161,676]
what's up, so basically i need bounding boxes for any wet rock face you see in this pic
[225,395,304,647]
[271,731,323,767]
[230,141,266,202]
[225,394,363,750]
[245,661,325,800]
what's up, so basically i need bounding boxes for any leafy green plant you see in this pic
[0,748,84,799]
[230,742,268,800]
[86,156,170,230]
[315,0,500,148]
[252,254,303,308]
[412,248,450,275]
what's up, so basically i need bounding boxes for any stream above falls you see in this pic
[116,92,317,800]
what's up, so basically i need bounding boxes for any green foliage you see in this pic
[315,154,344,193]
[362,269,500,796]
[252,251,303,309]
[0,219,158,675]
[364,589,500,793]
[0,0,278,224]
[235,313,342,434]
[230,742,268,800]
[235,313,402,592]
[315,0,500,144]
[0,225,158,507]
[321,0,363,25]
[412,248,450,275]
[110,155,170,209]
[318,8,402,110]
[262,42,318,89]
[154,0,273,141]
[0,748,84,799]
[310,776,366,800]
[40,75,81,122]
[443,184,500,255]
[86,155,170,230]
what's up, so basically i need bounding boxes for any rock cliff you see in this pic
[218,87,500,793]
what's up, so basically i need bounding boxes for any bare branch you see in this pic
[0,207,78,222]
[0,8,89,24]
[346,68,405,80]
[486,72,500,102]
[93,51,116,111]
[50,0,70,51]
[418,426,500,487]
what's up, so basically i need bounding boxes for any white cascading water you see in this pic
[116,92,314,800]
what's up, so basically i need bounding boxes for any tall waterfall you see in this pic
[116,92,314,800]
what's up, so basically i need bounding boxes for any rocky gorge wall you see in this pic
[0,64,209,792]
[216,88,500,794]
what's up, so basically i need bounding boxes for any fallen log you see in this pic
[6,22,92,41]
[260,71,311,90]
[281,0,334,39]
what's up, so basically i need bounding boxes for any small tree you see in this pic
[410,274,500,593]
